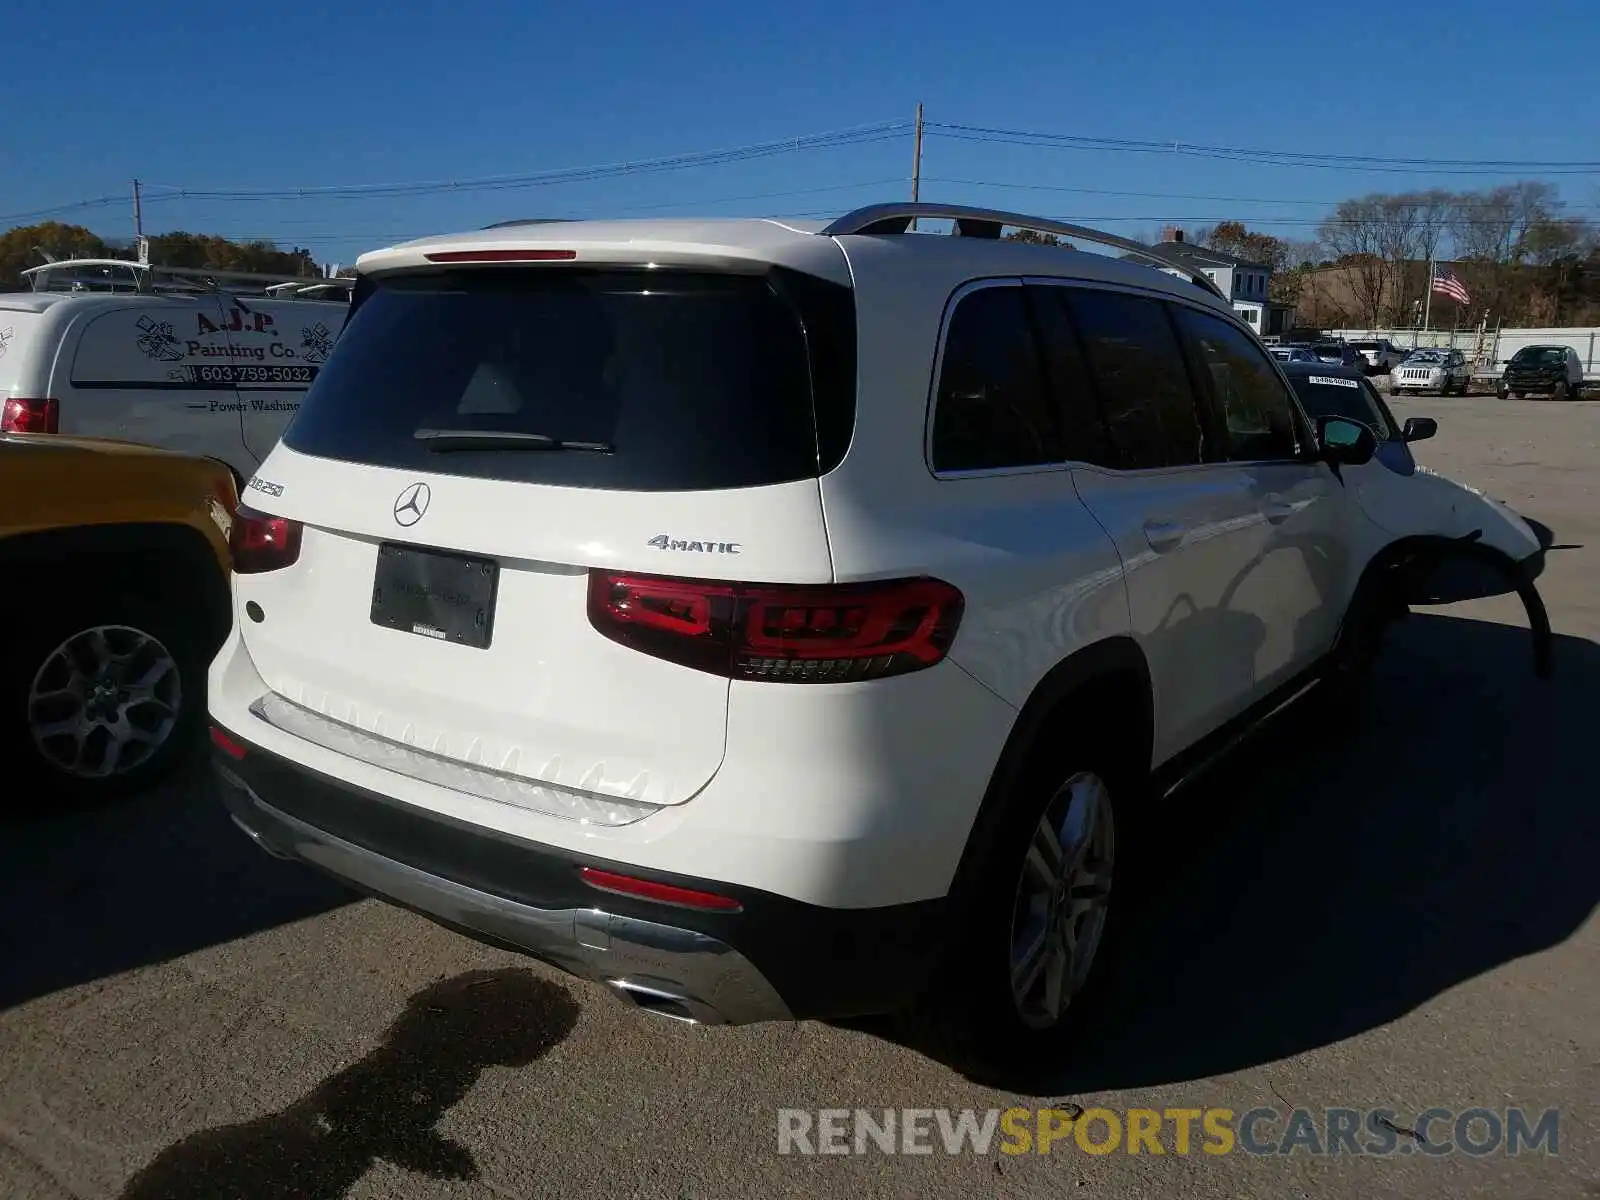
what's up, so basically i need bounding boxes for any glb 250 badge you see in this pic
[647,534,741,554]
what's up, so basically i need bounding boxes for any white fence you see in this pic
[1328,326,1600,378]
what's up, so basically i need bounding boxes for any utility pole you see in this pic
[132,179,143,240]
[909,103,924,231]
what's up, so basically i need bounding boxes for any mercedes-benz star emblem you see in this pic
[393,482,431,527]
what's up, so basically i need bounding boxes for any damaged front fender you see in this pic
[1373,533,1553,680]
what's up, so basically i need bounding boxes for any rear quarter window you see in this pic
[284,267,853,492]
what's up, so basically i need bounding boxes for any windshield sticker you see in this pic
[1308,375,1360,388]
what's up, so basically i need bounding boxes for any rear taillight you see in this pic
[229,504,304,574]
[1,397,59,433]
[587,571,964,684]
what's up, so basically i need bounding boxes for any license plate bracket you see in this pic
[371,543,499,649]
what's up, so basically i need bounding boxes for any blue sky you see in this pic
[3,0,1597,266]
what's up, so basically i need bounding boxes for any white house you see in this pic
[1140,228,1294,335]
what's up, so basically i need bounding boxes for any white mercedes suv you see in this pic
[208,203,1549,1071]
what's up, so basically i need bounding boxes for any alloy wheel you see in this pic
[27,625,182,779]
[1009,771,1116,1030]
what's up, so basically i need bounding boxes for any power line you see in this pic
[920,176,1600,212]
[135,121,910,203]
[924,122,1600,176]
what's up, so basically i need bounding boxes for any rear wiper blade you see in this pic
[413,428,613,453]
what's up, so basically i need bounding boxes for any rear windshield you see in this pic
[1350,341,1380,350]
[283,266,854,491]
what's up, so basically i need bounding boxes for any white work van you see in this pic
[0,264,347,481]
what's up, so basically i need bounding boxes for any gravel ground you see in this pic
[3,396,1597,1199]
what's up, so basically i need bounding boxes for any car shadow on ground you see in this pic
[116,967,580,1200]
[0,751,353,1011]
[891,611,1600,1093]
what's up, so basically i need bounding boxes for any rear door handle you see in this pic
[1142,520,1188,552]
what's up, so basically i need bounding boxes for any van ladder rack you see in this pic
[820,203,1227,300]
[20,259,353,298]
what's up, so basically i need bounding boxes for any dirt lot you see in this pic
[3,396,1597,1200]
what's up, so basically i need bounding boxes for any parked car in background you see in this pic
[1,433,237,801]
[1271,346,1321,364]
[1348,339,1406,374]
[1280,362,1439,474]
[1392,348,1471,395]
[0,263,348,483]
[1310,340,1364,369]
[1497,345,1585,401]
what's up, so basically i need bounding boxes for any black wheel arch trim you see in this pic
[945,636,1154,916]
[0,521,232,654]
[1351,533,1552,680]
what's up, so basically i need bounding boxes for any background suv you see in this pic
[1393,348,1471,395]
[1348,339,1405,374]
[1498,345,1585,400]
[208,203,1546,1072]
[1310,340,1364,369]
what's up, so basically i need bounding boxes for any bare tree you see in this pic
[1318,197,1390,326]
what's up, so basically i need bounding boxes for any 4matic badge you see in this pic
[647,534,741,554]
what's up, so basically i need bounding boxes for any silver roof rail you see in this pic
[819,203,1227,300]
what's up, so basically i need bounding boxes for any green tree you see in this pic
[0,222,110,287]
[1003,228,1074,249]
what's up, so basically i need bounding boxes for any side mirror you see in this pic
[1402,416,1438,443]
[1315,415,1377,466]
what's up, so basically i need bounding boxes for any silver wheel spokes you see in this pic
[1010,771,1115,1030]
[27,625,181,779]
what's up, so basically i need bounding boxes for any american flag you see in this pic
[1431,264,1472,306]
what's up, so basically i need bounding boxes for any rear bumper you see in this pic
[210,730,948,1024]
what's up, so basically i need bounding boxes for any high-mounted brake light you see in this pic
[587,571,965,684]
[578,867,743,912]
[423,249,578,263]
[1,397,59,434]
[229,504,304,574]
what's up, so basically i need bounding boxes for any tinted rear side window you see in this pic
[1059,289,1206,469]
[1171,307,1301,461]
[284,267,847,491]
[930,284,1062,472]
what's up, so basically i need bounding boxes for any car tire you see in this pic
[2,580,211,807]
[908,724,1138,1080]
[1551,381,1569,402]
[1317,571,1401,719]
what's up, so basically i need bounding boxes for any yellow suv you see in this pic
[1,432,236,800]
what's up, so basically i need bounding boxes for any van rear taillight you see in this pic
[587,571,964,684]
[229,504,304,574]
[1,397,59,433]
